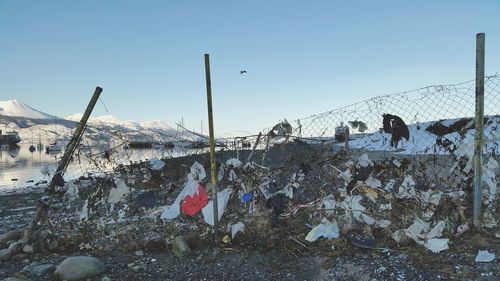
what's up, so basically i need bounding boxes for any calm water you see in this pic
[0,143,204,191]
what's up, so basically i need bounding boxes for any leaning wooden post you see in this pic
[204,54,219,240]
[22,86,103,246]
[473,33,485,229]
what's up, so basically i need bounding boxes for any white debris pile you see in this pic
[392,218,449,253]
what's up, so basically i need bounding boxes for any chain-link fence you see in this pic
[245,74,499,228]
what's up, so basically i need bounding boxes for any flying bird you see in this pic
[240,70,247,75]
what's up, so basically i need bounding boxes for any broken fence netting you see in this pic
[256,74,500,227]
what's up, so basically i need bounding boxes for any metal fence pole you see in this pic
[204,54,219,240]
[473,33,485,229]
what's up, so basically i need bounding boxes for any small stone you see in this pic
[54,256,105,281]
[101,276,111,281]
[132,265,141,271]
[30,264,56,276]
[22,245,34,254]
[134,250,144,256]
[127,263,135,269]
[0,248,13,261]
[172,236,190,257]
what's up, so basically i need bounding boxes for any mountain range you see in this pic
[0,99,199,145]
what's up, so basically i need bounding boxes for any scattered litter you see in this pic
[202,188,233,225]
[108,178,131,204]
[475,250,496,263]
[392,218,448,252]
[375,220,391,228]
[392,159,402,168]
[136,191,156,208]
[281,197,322,219]
[160,180,207,220]
[189,161,206,180]
[419,190,442,206]
[230,222,245,239]
[305,218,340,242]
[456,223,469,236]
[357,154,373,168]
[225,158,243,167]
[65,181,79,201]
[342,195,375,225]
[424,238,449,253]
[365,176,382,190]
[320,194,336,215]
[345,232,376,249]
[396,175,416,199]
[228,169,238,181]
[241,192,253,203]
[482,157,498,204]
[180,183,208,216]
[149,158,165,171]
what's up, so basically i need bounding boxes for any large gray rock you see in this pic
[54,256,105,281]
[0,230,22,248]
[0,248,13,261]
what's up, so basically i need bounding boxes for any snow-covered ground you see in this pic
[347,115,500,155]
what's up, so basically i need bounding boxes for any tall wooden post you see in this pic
[22,86,103,247]
[204,54,219,240]
[473,33,485,229]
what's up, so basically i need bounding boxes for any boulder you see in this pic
[54,256,105,281]
[0,230,22,248]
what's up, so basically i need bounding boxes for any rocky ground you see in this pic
[0,142,499,281]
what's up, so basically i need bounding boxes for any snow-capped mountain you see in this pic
[0,100,201,146]
[0,100,56,119]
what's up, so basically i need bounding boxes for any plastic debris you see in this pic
[305,218,340,242]
[225,158,243,167]
[357,154,373,168]
[375,220,391,228]
[228,169,238,181]
[108,178,131,204]
[180,184,208,216]
[424,238,449,253]
[202,188,233,225]
[365,176,382,190]
[136,191,156,208]
[419,190,443,206]
[65,181,79,201]
[342,195,375,225]
[456,223,469,236]
[475,250,496,263]
[392,159,402,167]
[482,157,498,204]
[241,192,253,203]
[149,158,165,171]
[160,180,207,220]
[396,175,416,199]
[321,194,336,215]
[392,218,448,252]
[189,161,206,180]
[231,222,245,239]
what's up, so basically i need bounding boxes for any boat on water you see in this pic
[0,130,21,145]
[46,142,62,153]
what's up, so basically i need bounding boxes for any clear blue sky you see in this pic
[1,0,499,136]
